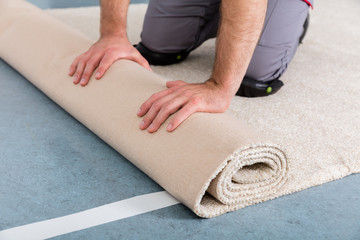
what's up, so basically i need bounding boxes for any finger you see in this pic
[139,92,177,131]
[147,95,187,133]
[94,53,118,80]
[79,55,102,86]
[128,51,152,71]
[166,100,199,132]
[166,80,186,88]
[137,88,173,117]
[69,56,81,76]
[73,59,87,84]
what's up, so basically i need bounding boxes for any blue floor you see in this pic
[1,1,359,239]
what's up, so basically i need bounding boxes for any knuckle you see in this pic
[166,88,174,94]
[97,61,108,69]
[151,119,160,128]
[89,44,97,51]
[140,102,148,110]
[142,118,149,126]
[149,93,160,101]
[152,101,162,110]
[161,104,171,113]
[74,69,81,76]
[182,90,190,96]
[150,93,158,99]
[70,64,76,70]
[189,96,201,106]
[104,51,113,58]
[75,69,83,76]
[84,49,93,56]
[80,53,89,60]
[74,56,82,62]
[96,66,106,73]
[82,72,90,79]
[170,117,180,127]
[106,49,117,57]
[77,59,86,67]
[87,60,97,68]
[183,90,194,97]
[140,104,150,114]
[87,56,97,64]
[143,117,154,127]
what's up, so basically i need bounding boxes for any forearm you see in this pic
[211,0,267,97]
[100,0,130,38]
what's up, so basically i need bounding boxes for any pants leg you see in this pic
[141,0,220,54]
[246,0,310,82]
[141,0,310,82]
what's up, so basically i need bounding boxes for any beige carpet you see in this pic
[46,0,360,195]
[45,0,360,201]
[0,0,359,218]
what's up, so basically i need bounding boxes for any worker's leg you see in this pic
[137,0,220,65]
[246,0,311,82]
[138,0,312,97]
[238,0,312,97]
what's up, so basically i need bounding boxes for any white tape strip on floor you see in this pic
[0,191,180,240]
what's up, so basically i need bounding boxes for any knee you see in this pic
[246,45,295,82]
[140,1,202,54]
[140,0,220,54]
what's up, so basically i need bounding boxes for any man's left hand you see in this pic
[137,79,232,133]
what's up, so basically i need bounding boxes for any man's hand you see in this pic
[69,36,151,86]
[137,0,266,133]
[137,79,232,133]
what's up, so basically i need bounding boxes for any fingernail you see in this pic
[139,120,145,129]
[95,72,101,78]
[167,123,173,131]
[73,76,78,84]
[148,123,154,131]
[80,78,85,84]
[137,109,142,115]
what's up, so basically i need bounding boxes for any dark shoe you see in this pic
[236,77,284,98]
[299,13,310,44]
[135,42,190,66]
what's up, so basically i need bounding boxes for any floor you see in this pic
[0,1,359,239]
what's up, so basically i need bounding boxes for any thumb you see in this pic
[128,52,153,72]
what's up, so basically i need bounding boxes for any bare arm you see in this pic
[99,0,130,38]
[211,0,267,97]
[69,0,151,86]
[138,0,267,133]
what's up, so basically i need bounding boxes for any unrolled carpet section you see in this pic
[45,1,360,199]
[0,0,288,218]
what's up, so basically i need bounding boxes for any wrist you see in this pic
[207,77,239,98]
[205,78,235,103]
[100,28,127,39]
[99,32,129,43]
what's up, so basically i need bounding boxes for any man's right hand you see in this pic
[69,36,151,86]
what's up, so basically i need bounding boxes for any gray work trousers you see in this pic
[141,0,312,82]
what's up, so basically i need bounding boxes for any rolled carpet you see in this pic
[0,0,287,218]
